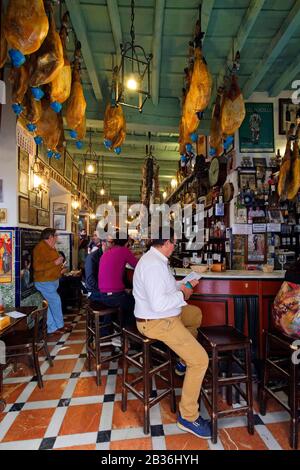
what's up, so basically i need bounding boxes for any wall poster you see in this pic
[239,103,274,153]
[0,231,13,283]
[20,230,41,299]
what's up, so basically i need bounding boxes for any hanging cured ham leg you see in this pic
[50,12,72,110]
[4,0,49,66]
[29,3,64,87]
[221,74,245,136]
[103,103,126,153]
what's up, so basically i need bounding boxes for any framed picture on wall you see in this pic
[53,202,68,214]
[0,208,7,223]
[19,196,29,223]
[29,191,37,207]
[19,171,29,196]
[37,210,50,227]
[247,234,267,264]
[50,151,65,176]
[64,152,73,182]
[41,192,49,211]
[18,148,29,173]
[239,103,275,153]
[28,206,37,226]
[53,213,66,231]
[239,172,257,190]
[279,98,300,135]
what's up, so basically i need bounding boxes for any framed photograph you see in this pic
[29,191,37,207]
[36,192,42,209]
[19,196,29,224]
[0,179,3,203]
[239,172,257,190]
[268,209,283,224]
[18,148,29,173]
[0,230,13,283]
[37,210,50,227]
[252,157,267,168]
[53,202,68,214]
[64,152,73,182]
[236,207,248,224]
[28,206,37,226]
[41,191,49,211]
[53,213,66,231]
[19,171,29,196]
[72,165,79,186]
[247,234,267,264]
[239,103,275,153]
[0,208,7,223]
[279,98,300,135]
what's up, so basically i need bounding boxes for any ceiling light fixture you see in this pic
[115,0,153,113]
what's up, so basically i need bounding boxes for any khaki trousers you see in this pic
[136,304,209,422]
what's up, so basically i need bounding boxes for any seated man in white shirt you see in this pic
[133,227,211,440]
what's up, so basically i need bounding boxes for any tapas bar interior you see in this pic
[0,0,299,452]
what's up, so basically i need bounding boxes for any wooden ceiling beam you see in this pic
[107,0,123,65]
[65,0,103,101]
[211,0,266,106]
[152,0,166,106]
[269,55,300,97]
[243,0,300,99]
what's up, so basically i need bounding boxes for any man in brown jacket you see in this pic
[33,228,69,334]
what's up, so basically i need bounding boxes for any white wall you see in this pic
[0,78,18,227]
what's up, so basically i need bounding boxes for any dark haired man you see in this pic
[133,227,211,439]
[33,228,70,334]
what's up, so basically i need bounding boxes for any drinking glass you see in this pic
[278,253,286,271]
[207,257,213,271]
[182,257,190,269]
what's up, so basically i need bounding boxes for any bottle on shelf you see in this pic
[0,292,4,314]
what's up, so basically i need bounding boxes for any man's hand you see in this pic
[189,279,199,288]
[180,284,193,301]
[54,256,64,266]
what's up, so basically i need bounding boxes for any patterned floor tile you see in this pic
[219,426,268,450]
[112,400,145,430]
[165,433,210,450]
[72,377,107,397]
[58,403,102,436]
[1,408,55,442]
[45,359,78,375]
[2,383,28,404]
[56,343,85,355]
[27,379,69,402]
[265,422,294,450]
[110,437,152,450]
[54,444,96,450]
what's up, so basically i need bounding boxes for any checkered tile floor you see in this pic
[0,309,296,450]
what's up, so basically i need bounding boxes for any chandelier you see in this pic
[115,0,153,113]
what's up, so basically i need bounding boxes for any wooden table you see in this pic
[0,307,36,412]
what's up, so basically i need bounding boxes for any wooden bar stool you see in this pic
[122,326,176,435]
[198,325,255,443]
[86,301,122,386]
[259,329,300,449]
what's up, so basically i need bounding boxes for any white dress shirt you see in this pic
[133,247,187,319]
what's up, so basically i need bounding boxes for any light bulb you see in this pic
[126,74,138,91]
[171,178,177,189]
[90,213,96,220]
[33,174,42,189]
[108,200,113,207]
[163,191,167,200]
[100,187,105,196]
[87,164,94,173]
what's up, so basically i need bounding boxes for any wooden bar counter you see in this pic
[175,269,284,363]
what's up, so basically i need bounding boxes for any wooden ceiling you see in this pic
[60,0,300,202]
